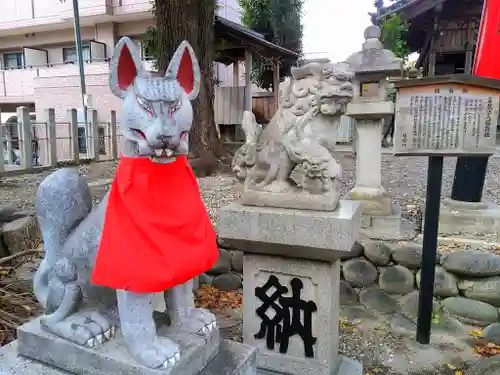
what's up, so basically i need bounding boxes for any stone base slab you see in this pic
[348,186,392,216]
[0,339,256,375]
[415,234,500,247]
[360,203,416,241]
[243,253,341,375]
[442,198,489,211]
[240,189,340,212]
[438,199,500,237]
[17,317,220,375]
[257,355,362,375]
[217,200,360,261]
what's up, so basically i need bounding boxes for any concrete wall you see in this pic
[0,0,249,118]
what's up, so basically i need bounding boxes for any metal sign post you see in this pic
[392,75,500,344]
[60,0,88,129]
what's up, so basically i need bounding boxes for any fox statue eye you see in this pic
[136,95,155,116]
[168,99,182,116]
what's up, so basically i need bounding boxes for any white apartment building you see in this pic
[0,0,246,121]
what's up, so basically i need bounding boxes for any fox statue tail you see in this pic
[33,168,93,308]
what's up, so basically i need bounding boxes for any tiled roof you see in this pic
[370,0,439,21]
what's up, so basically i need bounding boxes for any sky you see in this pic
[302,0,377,62]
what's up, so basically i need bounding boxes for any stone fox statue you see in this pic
[33,37,219,370]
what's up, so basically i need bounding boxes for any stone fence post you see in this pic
[45,108,57,168]
[68,109,80,164]
[0,109,4,173]
[109,110,118,159]
[17,106,32,170]
[88,109,100,161]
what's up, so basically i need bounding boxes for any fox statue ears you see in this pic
[109,36,201,101]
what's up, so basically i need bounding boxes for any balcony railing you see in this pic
[0,59,156,100]
[0,0,151,33]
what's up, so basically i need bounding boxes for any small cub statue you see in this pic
[32,37,219,370]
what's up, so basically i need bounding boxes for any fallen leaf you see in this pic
[446,364,458,370]
[474,342,500,357]
[194,285,243,311]
[471,329,484,338]
[339,317,357,330]
[431,312,441,324]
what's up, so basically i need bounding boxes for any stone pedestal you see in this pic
[438,198,500,238]
[217,200,362,375]
[346,109,413,240]
[4,313,256,375]
[0,340,256,375]
[347,109,393,217]
[342,24,410,241]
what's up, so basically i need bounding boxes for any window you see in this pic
[63,45,91,64]
[435,52,466,75]
[3,52,24,69]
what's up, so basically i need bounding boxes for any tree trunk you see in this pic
[155,0,227,176]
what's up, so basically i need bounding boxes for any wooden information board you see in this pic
[393,82,500,156]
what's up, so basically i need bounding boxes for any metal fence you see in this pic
[0,108,120,173]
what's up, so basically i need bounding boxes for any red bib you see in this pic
[91,155,218,293]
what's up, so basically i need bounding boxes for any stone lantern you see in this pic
[344,25,408,239]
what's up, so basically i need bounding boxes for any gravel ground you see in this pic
[4,153,500,224]
[2,154,499,374]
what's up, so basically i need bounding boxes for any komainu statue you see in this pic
[232,61,355,211]
[32,37,219,370]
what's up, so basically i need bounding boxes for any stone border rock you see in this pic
[340,241,500,330]
[0,205,41,257]
[196,240,243,292]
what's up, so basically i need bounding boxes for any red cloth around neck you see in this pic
[91,155,218,293]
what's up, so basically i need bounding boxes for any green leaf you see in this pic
[380,13,410,61]
[238,0,303,90]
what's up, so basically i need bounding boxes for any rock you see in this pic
[400,291,440,322]
[215,308,243,329]
[441,250,500,277]
[484,323,500,345]
[341,306,378,321]
[0,204,21,222]
[416,266,459,297]
[443,297,498,326]
[340,241,364,260]
[216,237,233,249]
[433,314,468,336]
[231,251,243,273]
[391,244,423,269]
[11,210,35,220]
[199,273,214,286]
[339,280,358,305]
[467,356,500,375]
[359,287,398,314]
[394,311,467,336]
[207,248,232,275]
[458,276,500,306]
[212,273,242,291]
[379,265,414,294]
[391,313,417,335]
[364,242,391,266]
[2,216,41,254]
[342,258,378,287]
